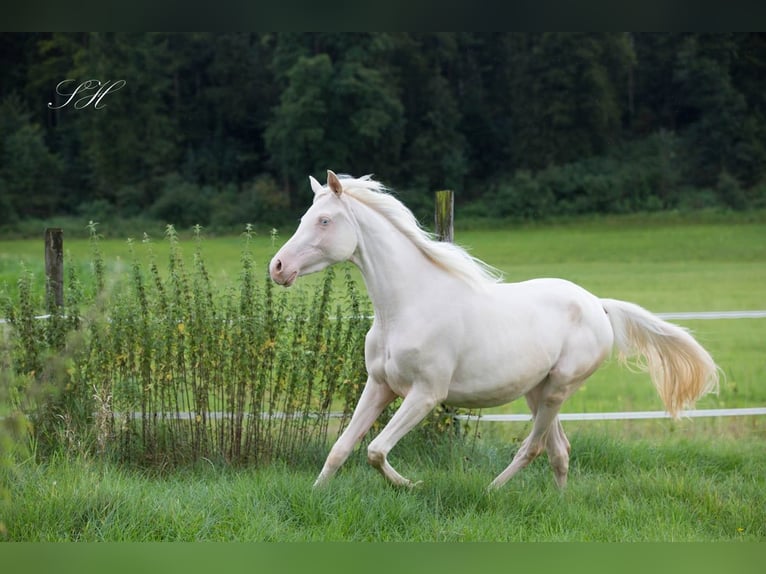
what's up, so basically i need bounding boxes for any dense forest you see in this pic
[1,33,765,231]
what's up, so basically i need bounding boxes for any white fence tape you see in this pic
[3,407,765,423]
[104,407,766,422]
[455,407,766,422]
[3,310,766,325]
[656,310,766,320]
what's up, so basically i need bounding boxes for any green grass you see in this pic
[3,432,764,541]
[456,219,766,311]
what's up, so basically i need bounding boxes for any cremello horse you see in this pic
[270,171,719,489]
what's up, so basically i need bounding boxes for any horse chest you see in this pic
[365,328,453,397]
[366,345,418,396]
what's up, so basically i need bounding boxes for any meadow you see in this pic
[4,432,765,541]
[1,211,765,541]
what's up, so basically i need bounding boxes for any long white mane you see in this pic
[320,175,504,290]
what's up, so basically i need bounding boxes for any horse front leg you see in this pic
[314,377,396,488]
[366,389,441,487]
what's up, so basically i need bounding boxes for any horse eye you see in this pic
[319,217,331,226]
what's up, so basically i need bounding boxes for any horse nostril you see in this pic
[275,259,283,273]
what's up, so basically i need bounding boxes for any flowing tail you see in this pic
[601,299,720,418]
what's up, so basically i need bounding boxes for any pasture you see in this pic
[1,211,765,541]
[4,432,765,541]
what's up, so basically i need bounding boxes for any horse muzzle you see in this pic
[269,256,299,287]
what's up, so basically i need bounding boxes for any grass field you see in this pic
[2,212,765,541]
[4,432,764,541]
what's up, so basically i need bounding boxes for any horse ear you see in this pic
[327,170,343,197]
[309,175,324,196]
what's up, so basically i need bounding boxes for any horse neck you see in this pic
[348,201,452,321]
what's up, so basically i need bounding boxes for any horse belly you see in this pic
[445,356,552,408]
[442,286,575,408]
[444,321,558,408]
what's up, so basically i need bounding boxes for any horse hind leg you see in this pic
[504,384,570,488]
[541,333,610,488]
[546,418,571,488]
[526,385,571,488]
[536,382,591,489]
[490,366,590,490]
[487,398,556,490]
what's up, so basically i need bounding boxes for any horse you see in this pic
[269,170,719,489]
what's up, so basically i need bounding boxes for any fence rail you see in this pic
[455,407,766,422]
[4,309,766,325]
[108,407,766,422]
[656,310,766,320]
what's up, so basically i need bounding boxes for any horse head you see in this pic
[269,170,358,287]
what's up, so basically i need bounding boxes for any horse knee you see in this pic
[367,445,386,469]
[325,448,347,470]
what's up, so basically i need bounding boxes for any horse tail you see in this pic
[601,298,720,418]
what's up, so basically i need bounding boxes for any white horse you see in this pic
[269,171,719,489]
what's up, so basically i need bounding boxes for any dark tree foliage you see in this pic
[0,32,764,227]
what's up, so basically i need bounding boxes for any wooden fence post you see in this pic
[434,190,461,434]
[434,189,454,243]
[45,227,64,310]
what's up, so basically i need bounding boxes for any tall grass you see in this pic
[1,224,371,466]
[3,431,764,541]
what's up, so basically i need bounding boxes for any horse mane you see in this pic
[320,175,504,290]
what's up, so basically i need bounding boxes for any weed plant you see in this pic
[1,224,373,467]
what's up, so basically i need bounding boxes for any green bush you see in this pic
[1,225,372,467]
[210,175,292,230]
[750,179,766,209]
[480,133,729,220]
[716,170,748,211]
[150,174,215,228]
[0,95,65,220]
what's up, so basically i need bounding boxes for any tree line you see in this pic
[1,33,764,230]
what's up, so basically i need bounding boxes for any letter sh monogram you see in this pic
[48,79,126,110]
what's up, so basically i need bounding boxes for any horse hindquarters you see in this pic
[489,292,614,489]
[601,298,719,417]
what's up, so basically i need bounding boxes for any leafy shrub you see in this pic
[0,95,65,220]
[1,225,372,467]
[750,179,766,209]
[716,170,747,211]
[210,175,292,229]
[483,133,690,220]
[150,174,215,228]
